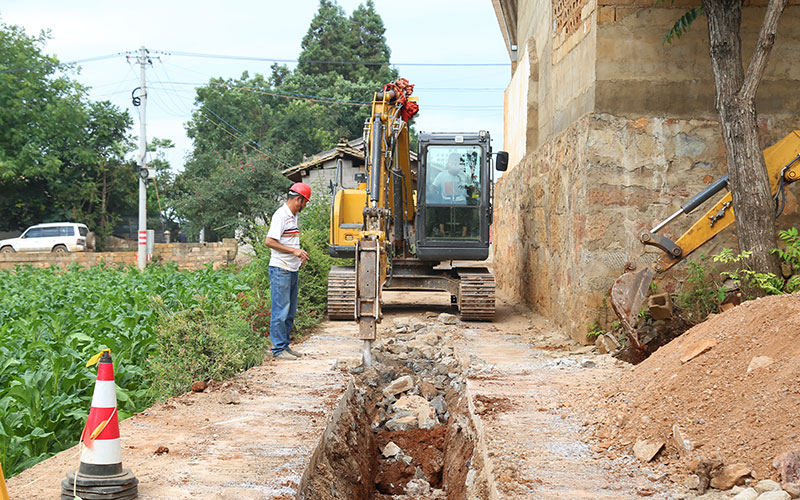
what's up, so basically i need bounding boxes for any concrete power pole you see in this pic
[135,47,149,270]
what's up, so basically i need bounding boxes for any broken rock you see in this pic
[775,451,800,483]
[632,439,664,462]
[394,394,435,427]
[595,333,621,354]
[755,479,784,493]
[680,338,717,364]
[383,375,414,396]
[672,424,694,454]
[730,488,758,500]
[437,313,458,325]
[758,492,791,500]
[782,482,800,499]
[710,463,752,490]
[381,441,402,458]
[747,355,775,374]
[385,414,418,432]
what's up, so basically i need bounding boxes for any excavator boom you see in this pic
[610,130,800,350]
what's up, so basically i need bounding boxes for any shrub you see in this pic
[148,303,267,399]
[675,255,722,324]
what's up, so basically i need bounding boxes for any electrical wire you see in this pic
[152,49,508,67]
[0,52,135,74]
[198,107,292,168]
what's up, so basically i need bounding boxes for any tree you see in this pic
[0,20,135,236]
[702,0,787,277]
[662,1,789,278]
[296,0,355,78]
[174,0,402,239]
[348,0,397,83]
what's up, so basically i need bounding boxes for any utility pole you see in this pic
[134,47,150,270]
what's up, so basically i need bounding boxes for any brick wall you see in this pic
[0,239,238,271]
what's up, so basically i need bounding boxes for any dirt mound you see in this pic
[588,293,800,482]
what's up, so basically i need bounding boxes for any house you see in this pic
[281,137,419,191]
[491,0,800,341]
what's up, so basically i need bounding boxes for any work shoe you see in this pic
[285,347,303,358]
[273,350,299,360]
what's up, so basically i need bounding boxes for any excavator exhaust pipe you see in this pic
[609,265,654,352]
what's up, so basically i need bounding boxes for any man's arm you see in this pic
[265,237,309,264]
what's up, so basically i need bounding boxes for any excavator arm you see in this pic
[355,80,418,362]
[610,130,800,351]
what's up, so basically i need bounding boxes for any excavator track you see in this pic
[459,271,495,321]
[327,266,356,320]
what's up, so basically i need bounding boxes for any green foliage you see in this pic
[675,254,722,324]
[174,0,398,238]
[773,227,800,285]
[665,6,704,44]
[586,321,605,340]
[714,248,784,296]
[298,0,396,82]
[172,148,287,240]
[586,297,611,340]
[296,194,340,330]
[0,21,137,233]
[147,305,266,400]
[0,263,252,477]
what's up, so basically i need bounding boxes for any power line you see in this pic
[0,52,134,74]
[199,106,293,168]
[152,49,508,67]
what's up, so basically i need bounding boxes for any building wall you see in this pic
[494,0,800,341]
[494,114,800,341]
[503,1,800,159]
[595,5,800,119]
[302,158,363,191]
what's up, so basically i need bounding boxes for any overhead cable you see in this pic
[152,49,508,67]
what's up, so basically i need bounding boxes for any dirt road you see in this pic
[8,292,719,499]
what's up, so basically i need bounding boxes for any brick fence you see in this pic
[0,239,238,271]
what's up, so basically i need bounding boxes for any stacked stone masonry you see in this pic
[0,239,238,271]
[493,114,800,343]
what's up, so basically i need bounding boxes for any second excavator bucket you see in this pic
[609,266,654,351]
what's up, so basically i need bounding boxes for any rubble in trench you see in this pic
[296,313,487,500]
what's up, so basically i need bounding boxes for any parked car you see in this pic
[0,222,95,254]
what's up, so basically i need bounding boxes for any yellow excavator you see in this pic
[326,79,508,361]
[610,130,800,351]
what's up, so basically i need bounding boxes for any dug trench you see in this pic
[297,318,488,500]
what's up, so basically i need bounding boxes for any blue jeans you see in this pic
[268,266,299,356]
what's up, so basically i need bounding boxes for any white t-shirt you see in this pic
[432,170,467,202]
[267,203,301,271]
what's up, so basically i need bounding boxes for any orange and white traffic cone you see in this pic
[61,349,138,500]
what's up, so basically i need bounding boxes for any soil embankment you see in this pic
[585,293,800,486]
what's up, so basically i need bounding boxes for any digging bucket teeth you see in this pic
[609,266,654,352]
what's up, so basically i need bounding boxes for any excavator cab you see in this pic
[416,131,502,261]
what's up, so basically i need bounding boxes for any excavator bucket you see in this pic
[609,266,654,351]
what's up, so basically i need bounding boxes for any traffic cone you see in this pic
[61,349,138,500]
[1,461,9,500]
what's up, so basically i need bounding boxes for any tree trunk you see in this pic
[703,0,787,279]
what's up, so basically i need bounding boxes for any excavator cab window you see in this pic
[423,146,482,240]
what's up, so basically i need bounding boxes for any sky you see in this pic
[0,0,510,172]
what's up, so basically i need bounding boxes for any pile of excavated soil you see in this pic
[584,293,800,482]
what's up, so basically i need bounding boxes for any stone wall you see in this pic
[493,114,800,342]
[0,239,238,271]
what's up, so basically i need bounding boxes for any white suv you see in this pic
[0,223,95,254]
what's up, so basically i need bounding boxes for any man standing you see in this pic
[265,183,311,360]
